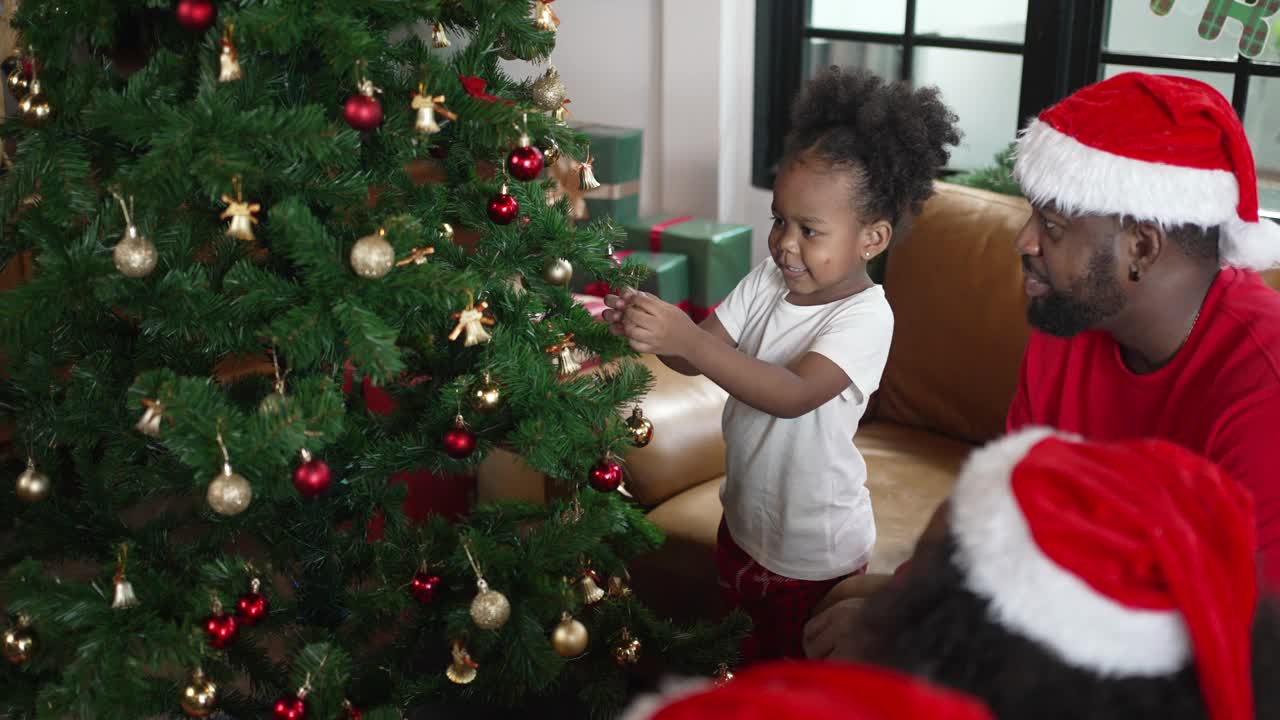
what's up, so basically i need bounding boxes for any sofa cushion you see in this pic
[624,354,729,506]
[856,420,971,573]
[877,183,1032,445]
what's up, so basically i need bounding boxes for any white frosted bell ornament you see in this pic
[218,35,241,83]
[411,84,456,135]
[350,227,395,279]
[219,176,261,241]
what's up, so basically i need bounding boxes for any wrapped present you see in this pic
[575,250,690,310]
[623,215,751,321]
[577,123,643,224]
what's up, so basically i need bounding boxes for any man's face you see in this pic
[1015,206,1128,337]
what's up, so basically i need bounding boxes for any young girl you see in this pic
[603,66,960,660]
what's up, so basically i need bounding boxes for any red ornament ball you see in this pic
[589,459,623,492]
[443,426,477,459]
[343,93,383,131]
[487,191,519,225]
[345,707,362,720]
[292,458,332,498]
[235,592,268,626]
[203,611,239,649]
[272,695,307,720]
[175,0,217,32]
[409,572,441,604]
[506,145,545,182]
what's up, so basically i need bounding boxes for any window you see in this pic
[753,0,1280,217]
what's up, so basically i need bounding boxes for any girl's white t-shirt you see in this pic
[715,259,894,581]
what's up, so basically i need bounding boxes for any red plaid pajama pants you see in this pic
[714,517,866,662]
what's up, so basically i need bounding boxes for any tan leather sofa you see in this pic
[479,182,1035,621]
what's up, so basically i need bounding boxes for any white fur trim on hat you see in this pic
[618,677,712,720]
[949,427,1192,677]
[1014,120,1280,270]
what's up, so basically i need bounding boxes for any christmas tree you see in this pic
[0,1,745,718]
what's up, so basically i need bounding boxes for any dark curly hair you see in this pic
[857,533,1280,720]
[783,66,961,229]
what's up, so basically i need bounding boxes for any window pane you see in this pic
[912,48,1022,171]
[1107,0,1238,61]
[1101,63,1235,102]
[914,0,1028,44]
[809,0,906,35]
[1247,76,1280,214]
[803,39,903,86]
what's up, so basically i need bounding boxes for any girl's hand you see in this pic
[620,291,700,357]
[603,289,636,337]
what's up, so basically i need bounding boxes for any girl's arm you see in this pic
[615,292,852,419]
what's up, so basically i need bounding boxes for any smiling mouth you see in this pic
[776,257,807,277]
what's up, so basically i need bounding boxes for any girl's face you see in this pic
[768,153,889,305]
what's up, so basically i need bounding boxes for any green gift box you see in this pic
[623,215,752,320]
[577,123,643,224]
[574,250,690,308]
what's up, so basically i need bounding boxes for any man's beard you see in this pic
[1025,250,1125,338]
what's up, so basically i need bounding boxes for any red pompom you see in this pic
[175,0,217,32]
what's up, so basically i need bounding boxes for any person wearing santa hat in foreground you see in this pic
[1003,72,1280,588]
[847,428,1280,720]
[619,660,993,720]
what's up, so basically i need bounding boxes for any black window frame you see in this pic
[753,0,1280,206]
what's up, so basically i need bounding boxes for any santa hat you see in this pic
[1013,72,1280,269]
[621,662,993,720]
[950,428,1258,720]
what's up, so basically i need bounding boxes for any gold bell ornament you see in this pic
[446,640,479,684]
[546,333,580,376]
[431,22,451,49]
[449,292,496,347]
[533,0,560,32]
[219,176,260,241]
[218,25,241,83]
[411,84,457,134]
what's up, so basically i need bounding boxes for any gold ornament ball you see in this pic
[470,586,511,630]
[18,81,51,128]
[113,229,159,278]
[16,465,50,503]
[180,673,219,717]
[6,69,29,98]
[350,231,396,279]
[469,378,503,414]
[531,66,567,112]
[3,625,35,664]
[713,664,735,686]
[613,635,642,666]
[542,257,573,286]
[207,470,252,516]
[259,391,286,415]
[551,615,589,658]
[625,408,654,448]
[542,141,561,166]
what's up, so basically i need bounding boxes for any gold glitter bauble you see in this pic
[350,230,395,279]
[530,66,566,112]
[113,226,158,278]
[551,613,589,658]
[613,631,641,666]
[207,469,252,516]
[180,670,219,717]
[542,257,573,286]
[469,580,511,630]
